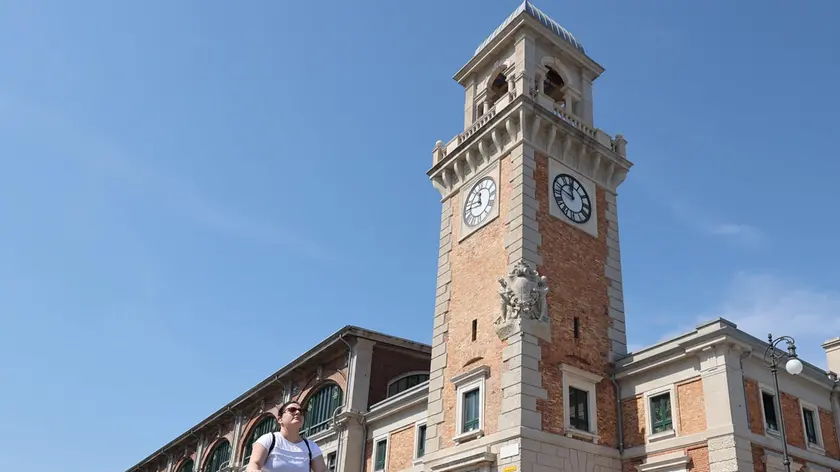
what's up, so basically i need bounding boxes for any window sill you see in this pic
[453,429,484,443]
[765,428,781,439]
[806,443,826,455]
[647,429,676,443]
[564,428,599,443]
[412,458,424,467]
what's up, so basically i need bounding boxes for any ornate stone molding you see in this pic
[494,261,550,341]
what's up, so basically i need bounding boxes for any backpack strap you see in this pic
[303,438,312,469]
[267,432,277,457]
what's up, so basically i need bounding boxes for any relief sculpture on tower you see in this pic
[494,260,551,341]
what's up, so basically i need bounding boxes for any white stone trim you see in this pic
[372,432,390,472]
[413,420,427,464]
[799,399,826,453]
[634,451,690,471]
[757,382,782,438]
[764,450,804,472]
[644,384,678,443]
[453,366,489,441]
[560,363,601,437]
[459,161,501,242]
[386,371,430,397]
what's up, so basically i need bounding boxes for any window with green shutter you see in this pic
[204,441,231,472]
[301,383,343,437]
[374,438,387,471]
[242,415,278,464]
[649,393,673,434]
[462,388,480,432]
[177,459,194,472]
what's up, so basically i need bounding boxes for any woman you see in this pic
[247,401,328,472]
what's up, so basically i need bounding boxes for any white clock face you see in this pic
[552,173,592,224]
[463,177,497,227]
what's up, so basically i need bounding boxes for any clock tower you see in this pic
[422,2,632,472]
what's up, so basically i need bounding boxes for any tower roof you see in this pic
[473,1,586,57]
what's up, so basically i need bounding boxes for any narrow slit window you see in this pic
[573,317,580,339]
[471,319,477,341]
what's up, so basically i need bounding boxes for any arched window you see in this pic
[176,459,194,472]
[543,66,566,104]
[241,415,278,465]
[387,372,430,397]
[301,383,343,437]
[203,440,231,472]
[487,72,509,106]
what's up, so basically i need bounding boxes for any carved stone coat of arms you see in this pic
[494,261,550,340]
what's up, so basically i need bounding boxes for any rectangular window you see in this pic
[803,408,819,445]
[374,439,387,471]
[416,424,427,459]
[327,453,336,472]
[463,388,480,432]
[649,393,673,434]
[761,391,779,433]
[573,317,580,339]
[568,386,589,432]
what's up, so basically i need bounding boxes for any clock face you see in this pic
[463,177,497,227]
[552,173,592,224]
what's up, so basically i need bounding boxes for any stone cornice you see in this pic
[365,382,429,424]
[428,94,631,200]
[616,318,837,389]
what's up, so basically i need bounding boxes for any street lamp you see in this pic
[764,334,804,472]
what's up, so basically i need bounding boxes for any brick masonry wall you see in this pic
[294,353,349,404]
[386,424,416,472]
[367,347,431,407]
[438,158,510,447]
[533,151,617,444]
[744,378,765,435]
[677,378,706,435]
[622,395,645,448]
[364,439,373,472]
[781,392,806,449]
[820,407,840,460]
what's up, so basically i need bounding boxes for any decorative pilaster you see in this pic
[424,197,454,456]
[688,340,755,471]
[495,261,550,432]
[604,191,627,361]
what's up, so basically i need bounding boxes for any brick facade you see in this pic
[533,151,617,442]
[367,346,430,407]
[385,425,416,471]
[622,395,645,448]
[438,158,510,447]
[745,378,765,435]
[677,378,706,435]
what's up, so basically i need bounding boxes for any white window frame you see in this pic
[799,400,825,452]
[372,433,390,472]
[644,384,679,443]
[560,363,602,442]
[325,451,337,472]
[758,383,781,438]
[413,420,427,464]
[452,365,489,443]
[386,371,430,397]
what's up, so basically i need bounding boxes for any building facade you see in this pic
[126,2,840,472]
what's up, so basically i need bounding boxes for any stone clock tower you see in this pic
[422,2,632,472]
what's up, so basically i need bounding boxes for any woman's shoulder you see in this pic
[255,432,276,446]
[303,438,323,454]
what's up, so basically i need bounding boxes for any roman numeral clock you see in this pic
[548,158,599,237]
[459,164,501,241]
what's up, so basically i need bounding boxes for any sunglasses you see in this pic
[285,407,303,415]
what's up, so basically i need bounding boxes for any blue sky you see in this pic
[1,0,839,470]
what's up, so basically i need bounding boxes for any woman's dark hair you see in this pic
[278,400,303,417]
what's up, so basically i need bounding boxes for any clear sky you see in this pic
[1,0,839,470]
